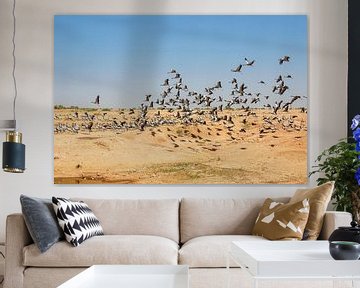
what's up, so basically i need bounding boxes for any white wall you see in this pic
[0,0,348,242]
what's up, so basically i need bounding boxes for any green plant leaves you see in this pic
[310,139,360,214]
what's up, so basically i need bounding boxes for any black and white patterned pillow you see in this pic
[52,197,104,247]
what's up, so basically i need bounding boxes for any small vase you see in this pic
[329,241,360,260]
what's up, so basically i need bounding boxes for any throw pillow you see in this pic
[20,195,64,253]
[289,181,334,240]
[52,197,104,247]
[252,198,310,240]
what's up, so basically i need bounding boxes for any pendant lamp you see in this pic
[1,0,25,173]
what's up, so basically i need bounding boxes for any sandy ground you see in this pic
[54,108,307,184]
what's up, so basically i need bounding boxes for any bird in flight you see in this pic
[161,79,169,86]
[214,81,222,89]
[279,55,290,65]
[244,58,255,66]
[231,64,242,72]
[278,85,289,95]
[91,95,100,105]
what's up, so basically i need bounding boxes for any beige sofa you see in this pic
[4,198,352,288]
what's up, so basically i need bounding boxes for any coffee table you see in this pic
[228,241,360,288]
[58,265,189,288]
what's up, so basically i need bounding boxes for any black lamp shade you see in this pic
[3,141,25,173]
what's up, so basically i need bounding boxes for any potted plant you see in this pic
[310,115,360,222]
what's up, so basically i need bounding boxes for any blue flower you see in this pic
[353,128,360,142]
[356,168,360,186]
[352,115,360,130]
[351,115,360,185]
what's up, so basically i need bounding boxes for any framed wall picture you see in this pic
[54,15,308,184]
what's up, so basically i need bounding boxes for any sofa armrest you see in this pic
[318,211,352,240]
[4,213,33,288]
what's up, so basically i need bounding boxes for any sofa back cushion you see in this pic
[180,198,289,243]
[72,198,179,243]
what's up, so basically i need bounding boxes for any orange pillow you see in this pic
[289,181,334,240]
[252,198,310,240]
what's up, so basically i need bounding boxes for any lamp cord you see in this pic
[12,0,18,127]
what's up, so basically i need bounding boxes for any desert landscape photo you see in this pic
[54,107,307,184]
[54,15,308,184]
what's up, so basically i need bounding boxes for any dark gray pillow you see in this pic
[20,195,64,253]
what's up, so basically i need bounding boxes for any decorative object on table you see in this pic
[20,195,64,253]
[252,198,310,240]
[329,241,360,260]
[52,197,104,247]
[289,181,334,240]
[329,220,360,244]
[54,15,308,185]
[310,114,360,222]
[1,0,25,173]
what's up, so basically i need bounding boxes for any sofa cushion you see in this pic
[72,198,179,243]
[290,181,334,240]
[52,197,104,247]
[180,198,289,243]
[20,195,64,253]
[23,235,178,267]
[179,235,267,268]
[252,198,310,240]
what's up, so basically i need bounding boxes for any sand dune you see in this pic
[54,108,307,184]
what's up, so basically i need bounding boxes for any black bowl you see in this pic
[329,241,360,260]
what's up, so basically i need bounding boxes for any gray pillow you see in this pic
[20,195,64,253]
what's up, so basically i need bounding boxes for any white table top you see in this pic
[58,265,189,288]
[231,240,360,278]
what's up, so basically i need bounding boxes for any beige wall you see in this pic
[0,0,348,242]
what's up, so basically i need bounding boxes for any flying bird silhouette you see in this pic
[244,58,255,66]
[91,95,100,105]
[214,81,222,89]
[161,79,169,86]
[231,64,242,72]
[172,73,181,79]
[279,55,290,65]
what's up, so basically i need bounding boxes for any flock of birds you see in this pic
[54,55,307,141]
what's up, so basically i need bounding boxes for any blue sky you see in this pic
[54,15,307,108]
